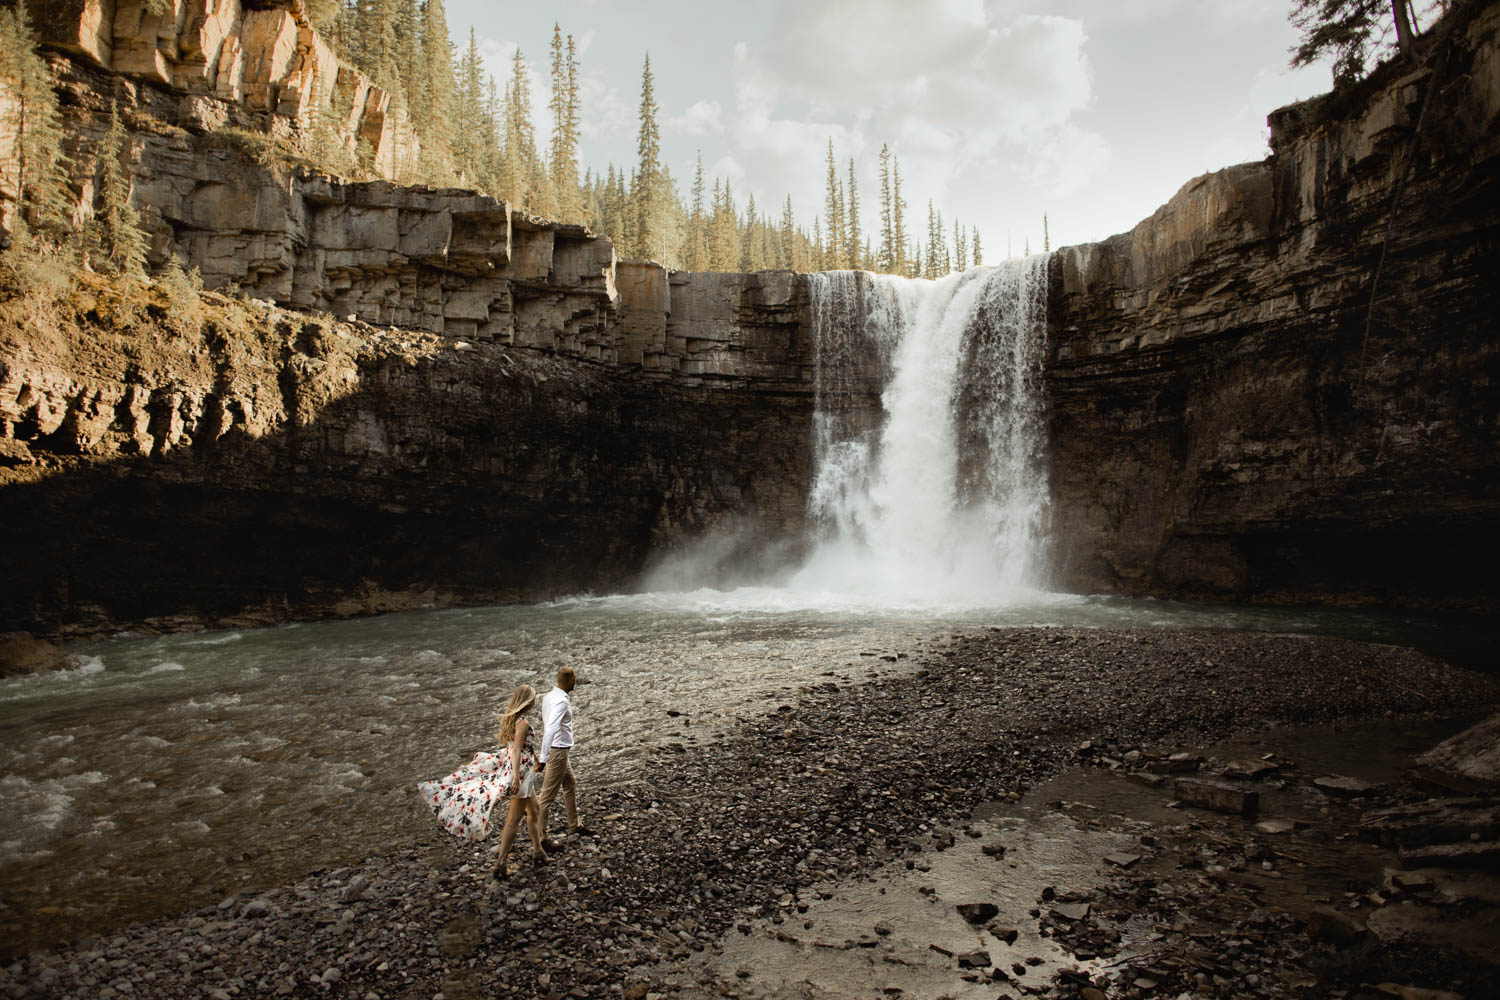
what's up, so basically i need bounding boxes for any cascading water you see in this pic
[792,258,1051,603]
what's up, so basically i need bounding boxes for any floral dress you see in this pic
[418,723,540,842]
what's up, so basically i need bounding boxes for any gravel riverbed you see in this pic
[3,627,1497,1000]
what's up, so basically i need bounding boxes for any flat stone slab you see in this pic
[1051,903,1091,922]
[1314,775,1378,797]
[1174,777,1259,816]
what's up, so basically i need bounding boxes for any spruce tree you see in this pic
[548,25,582,223]
[845,158,860,271]
[501,49,538,210]
[417,0,459,184]
[634,54,664,261]
[891,157,908,276]
[686,152,708,269]
[97,100,148,277]
[454,30,488,188]
[924,201,939,279]
[0,4,72,256]
[823,140,843,269]
[877,144,893,273]
[781,195,798,271]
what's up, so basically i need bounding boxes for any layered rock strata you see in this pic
[2,3,1498,638]
[24,0,415,176]
[1043,3,1500,609]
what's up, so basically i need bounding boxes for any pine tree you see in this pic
[891,156,908,276]
[501,49,538,209]
[97,100,148,277]
[823,140,844,270]
[845,158,861,271]
[633,54,664,261]
[781,195,799,271]
[0,4,72,256]
[454,30,488,187]
[741,192,761,271]
[924,201,941,278]
[1292,0,1422,88]
[417,0,459,183]
[547,24,582,223]
[877,144,894,273]
[685,152,708,269]
[972,228,983,267]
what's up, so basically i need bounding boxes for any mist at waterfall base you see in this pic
[640,260,1055,612]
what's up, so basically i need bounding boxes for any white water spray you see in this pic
[792,259,1050,603]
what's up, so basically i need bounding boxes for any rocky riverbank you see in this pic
[3,627,1497,999]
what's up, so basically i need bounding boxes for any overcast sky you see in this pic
[446,0,1337,255]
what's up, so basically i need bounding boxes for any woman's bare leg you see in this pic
[525,798,548,863]
[493,798,525,877]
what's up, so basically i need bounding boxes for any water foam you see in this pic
[793,260,1050,606]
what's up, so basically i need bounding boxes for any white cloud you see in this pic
[716,0,1110,233]
[668,99,725,137]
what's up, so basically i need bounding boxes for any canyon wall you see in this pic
[2,2,1498,638]
[1043,4,1500,609]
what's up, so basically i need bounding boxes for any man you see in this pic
[537,665,589,849]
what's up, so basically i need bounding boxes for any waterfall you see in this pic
[793,258,1050,603]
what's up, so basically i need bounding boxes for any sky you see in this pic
[446,0,1339,254]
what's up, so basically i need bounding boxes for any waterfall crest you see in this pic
[793,258,1050,603]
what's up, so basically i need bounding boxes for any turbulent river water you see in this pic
[0,262,1490,956]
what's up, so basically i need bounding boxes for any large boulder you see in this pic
[0,631,72,677]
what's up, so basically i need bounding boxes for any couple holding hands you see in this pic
[419,666,592,879]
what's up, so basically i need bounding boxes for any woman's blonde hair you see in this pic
[497,684,537,744]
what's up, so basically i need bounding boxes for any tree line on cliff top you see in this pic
[314,1,988,275]
[1,0,1455,283]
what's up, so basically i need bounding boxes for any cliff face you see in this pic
[3,3,1498,638]
[1044,4,1500,608]
[0,281,814,637]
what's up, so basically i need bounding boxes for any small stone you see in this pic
[955,902,999,924]
[1313,775,1376,797]
[1051,903,1091,922]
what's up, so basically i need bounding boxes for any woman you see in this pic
[417,683,549,880]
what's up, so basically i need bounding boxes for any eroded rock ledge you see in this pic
[2,3,1498,636]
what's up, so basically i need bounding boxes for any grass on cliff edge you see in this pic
[0,241,219,347]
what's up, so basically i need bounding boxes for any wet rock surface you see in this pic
[2,627,1497,999]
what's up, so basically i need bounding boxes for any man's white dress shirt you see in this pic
[539,687,574,764]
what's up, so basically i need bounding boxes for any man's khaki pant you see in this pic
[537,746,578,837]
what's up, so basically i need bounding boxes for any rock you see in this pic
[1415,712,1500,790]
[955,902,999,925]
[0,633,72,677]
[986,922,1019,944]
[239,900,271,920]
[1313,775,1377,797]
[1174,778,1259,816]
[1368,984,1465,1000]
[1255,819,1298,835]
[1305,908,1364,946]
[1051,903,1091,922]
